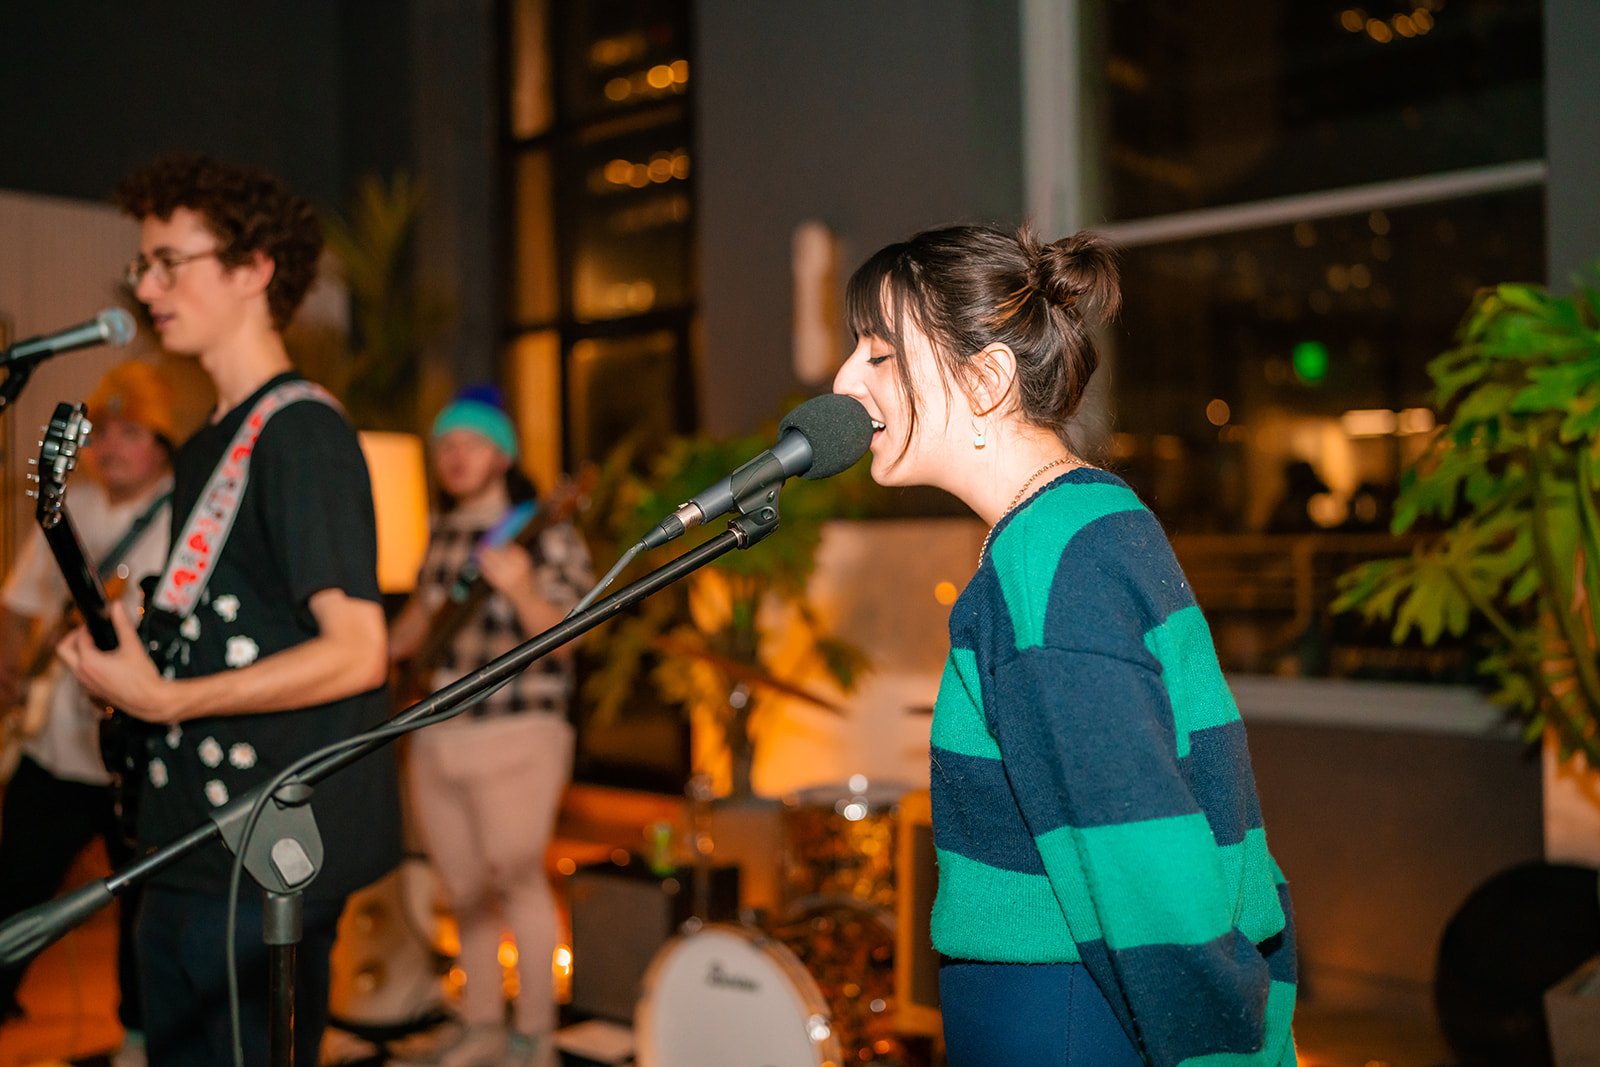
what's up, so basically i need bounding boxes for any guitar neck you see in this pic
[40,509,118,652]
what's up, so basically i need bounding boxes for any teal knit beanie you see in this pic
[431,389,518,460]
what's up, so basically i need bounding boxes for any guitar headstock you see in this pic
[32,402,93,529]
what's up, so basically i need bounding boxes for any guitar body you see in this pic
[0,651,53,784]
[32,402,151,843]
[0,568,129,783]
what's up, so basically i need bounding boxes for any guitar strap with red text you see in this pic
[150,379,340,618]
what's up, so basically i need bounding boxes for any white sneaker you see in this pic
[505,1031,558,1067]
[388,1022,509,1067]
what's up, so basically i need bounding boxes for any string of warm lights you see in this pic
[1340,1,1442,42]
[604,59,690,103]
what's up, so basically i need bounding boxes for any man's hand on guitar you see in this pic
[477,543,573,649]
[475,543,534,595]
[56,601,176,723]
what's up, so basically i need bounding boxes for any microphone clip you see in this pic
[647,449,792,550]
[663,459,786,549]
[726,475,785,548]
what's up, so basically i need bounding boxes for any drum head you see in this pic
[636,924,835,1067]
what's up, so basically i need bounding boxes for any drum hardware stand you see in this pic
[0,477,791,1067]
[684,770,717,930]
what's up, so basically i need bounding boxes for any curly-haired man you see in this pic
[60,154,401,1067]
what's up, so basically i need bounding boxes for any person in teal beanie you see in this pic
[390,385,591,1067]
[833,225,1297,1065]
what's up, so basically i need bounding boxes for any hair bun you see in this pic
[1032,229,1121,325]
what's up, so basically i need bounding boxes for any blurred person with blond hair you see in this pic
[0,359,177,1067]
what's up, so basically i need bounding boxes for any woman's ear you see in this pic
[969,344,1018,418]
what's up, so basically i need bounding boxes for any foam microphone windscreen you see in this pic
[779,393,875,479]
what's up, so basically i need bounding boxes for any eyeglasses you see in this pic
[124,249,220,290]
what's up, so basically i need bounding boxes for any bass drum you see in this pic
[635,903,897,1067]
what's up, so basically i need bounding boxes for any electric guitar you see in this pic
[32,402,148,841]
[394,466,596,703]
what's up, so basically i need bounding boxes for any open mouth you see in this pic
[870,418,886,432]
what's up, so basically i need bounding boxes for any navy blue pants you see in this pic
[939,959,1144,1066]
[136,886,344,1067]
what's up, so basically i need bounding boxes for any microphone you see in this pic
[641,393,875,549]
[3,308,136,366]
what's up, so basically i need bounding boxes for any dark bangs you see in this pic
[845,240,910,348]
[844,240,947,468]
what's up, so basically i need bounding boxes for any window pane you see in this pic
[568,331,685,466]
[510,0,553,138]
[513,150,559,324]
[569,117,692,322]
[1099,0,1543,219]
[1112,186,1544,534]
[558,0,690,120]
[506,329,562,490]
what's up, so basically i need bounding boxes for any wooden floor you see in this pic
[0,913,1461,1067]
[0,839,1461,1067]
[0,878,124,1067]
[1295,1004,1455,1067]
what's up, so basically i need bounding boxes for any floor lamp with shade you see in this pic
[358,430,430,601]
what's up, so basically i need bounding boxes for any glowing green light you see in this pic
[1292,340,1330,383]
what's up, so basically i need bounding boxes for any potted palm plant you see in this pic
[582,413,875,800]
[1336,270,1600,805]
[299,171,452,435]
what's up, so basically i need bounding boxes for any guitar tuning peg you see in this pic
[23,489,35,499]
[27,457,36,465]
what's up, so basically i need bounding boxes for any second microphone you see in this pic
[640,393,875,549]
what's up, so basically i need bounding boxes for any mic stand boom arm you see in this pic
[0,488,785,1058]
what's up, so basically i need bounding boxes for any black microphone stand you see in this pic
[0,361,36,417]
[0,484,789,1067]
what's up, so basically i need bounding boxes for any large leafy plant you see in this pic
[1336,274,1600,763]
[582,414,876,798]
[299,172,450,433]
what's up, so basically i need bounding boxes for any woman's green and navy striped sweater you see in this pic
[930,466,1297,1065]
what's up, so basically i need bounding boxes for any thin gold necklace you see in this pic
[979,456,1074,565]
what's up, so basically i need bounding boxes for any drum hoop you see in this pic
[634,921,841,1066]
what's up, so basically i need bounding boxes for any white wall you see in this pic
[0,189,148,570]
[751,518,984,798]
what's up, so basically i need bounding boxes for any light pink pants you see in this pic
[406,712,574,1035]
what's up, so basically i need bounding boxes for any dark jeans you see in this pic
[939,959,1144,1066]
[0,755,141,1029]
[136,885,345,1067]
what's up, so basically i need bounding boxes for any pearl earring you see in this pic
[972,418,987,450]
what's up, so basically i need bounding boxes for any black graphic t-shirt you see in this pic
[137,372,401,901]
